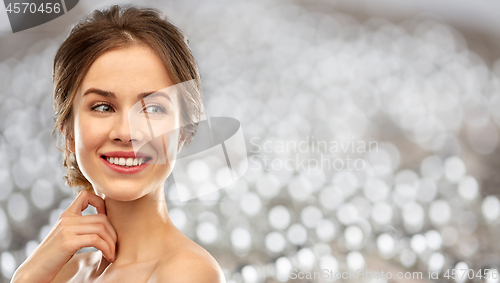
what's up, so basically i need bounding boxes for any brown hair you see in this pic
[52,4,204,194]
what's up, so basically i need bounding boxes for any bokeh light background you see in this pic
[1,0,500,282]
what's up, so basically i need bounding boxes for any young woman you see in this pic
[12,4,225,283]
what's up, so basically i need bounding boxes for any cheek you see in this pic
[150,129,181,165]
[74,114,107,158]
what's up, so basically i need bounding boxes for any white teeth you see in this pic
[106,157,146,167]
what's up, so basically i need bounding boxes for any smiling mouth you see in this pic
[100,156,153,167]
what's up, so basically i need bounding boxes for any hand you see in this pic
[11,190,117,283]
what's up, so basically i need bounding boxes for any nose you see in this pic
[109,112,132,143]
[110,111,149,144]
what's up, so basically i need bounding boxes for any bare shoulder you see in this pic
[149,244,225,283]
[50,251,98,282]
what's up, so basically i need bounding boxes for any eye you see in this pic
[92,103,113,113]
[143,104,167,114]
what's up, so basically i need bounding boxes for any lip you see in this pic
[101,151,152,159]
[100,151,152,175]
[101,156,150,174]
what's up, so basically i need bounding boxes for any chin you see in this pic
[93,180,153,202]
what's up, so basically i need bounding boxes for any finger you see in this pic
[69,224,115,256]
[67,190,107,216]
[77,214,118,243]
[68,234,115,262]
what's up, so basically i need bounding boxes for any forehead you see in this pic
[77,45,174,97]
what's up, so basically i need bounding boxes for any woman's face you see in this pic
[69,45,183,201]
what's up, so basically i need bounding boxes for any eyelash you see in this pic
[91,102,167,114]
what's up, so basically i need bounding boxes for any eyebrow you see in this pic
[82,88,171,102]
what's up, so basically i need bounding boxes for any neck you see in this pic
[100,185,175,265]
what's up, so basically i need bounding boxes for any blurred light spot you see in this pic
[169,208,187,230]
[231,227,252,251]
[287,224,307,245]
[316,219,336,242]
[444,156,466,183]
[320,255,338,273]
[0,208,8,239]
[265,232,286,253]
[467,122,499,155]
[0,170,13,201]
[399,249,416,268]
[31,179,55,209]
[428,252,445,272]
[346,251,365,270]
[169,183,187,204]
[256,173,281,199]
[411,234,427,254]
[333,171,359,199]
[486,269,500,283]
[345,225,364,250]
[242,265,259,283]
[240,192,261,216]
[288,175,313,201]
[337,203,359,225]
[12,157,37,189]
[319,186,344,210]
[416,178,437,203]
[269,205,291,230]
[425,230,442,250]
[363,178,390,202]
[1,251,16,279]
[25,240,39,258]
[196,222,218,244]
[441,226,458,247]
[458,176,479,201]
[482,196,500,223]
[276,257,292,282]
[220,198,240,217]
[377,233,395,257]
[371,202,393,225]
[454,262,468,283]
[38,224,51,242]
[188,160,211,183]
[429,200,451,226]
[8,193,29,222]
[297,248,315,271]
[197,211,218,226]
[300,206,322,228]
[392,184,417,208]
[394,169,419,187]
[402,202,424,231]
[420,155,444,180]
